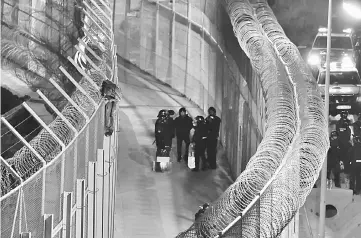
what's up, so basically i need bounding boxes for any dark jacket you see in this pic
[205,115,221,139]
[348,143,361,171]
[353,121,361,137]
[327,146,340,169]
[174,115,193,138]
[192,123,208,143]
[155,117,174,143]
[336,119,351,144]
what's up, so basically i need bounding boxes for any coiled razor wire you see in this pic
[1,0,116,196]
[177,0,329,237]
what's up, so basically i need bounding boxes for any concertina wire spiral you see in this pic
[1,0,115,196]
[176,0,328,237]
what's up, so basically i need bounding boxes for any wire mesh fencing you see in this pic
[1,0,119,236]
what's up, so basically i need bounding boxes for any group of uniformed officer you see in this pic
[154,107,221,171]
[328,111,361,194]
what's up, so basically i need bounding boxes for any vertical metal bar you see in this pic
[44,214,53,238]
[102,141,110,238]
[170,1,176,80]
[87,162,96,238]
[20,232,31,238]
[184,1,192,95]
[10,187,21,238]
[76,179,85,238]
[139,0,146,69]
[62,192,72,238]
[22,102,65,149]
[48,77,90,121]
[59,65,98,107]
[36,90,78,134]
[319,1,332,237]
[1,117,44,163]
[154,0,160,78]
[95,149,104,238]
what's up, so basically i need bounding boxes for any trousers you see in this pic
[177,136,190,161]
[194,139,207,169]
[207,138,218,169]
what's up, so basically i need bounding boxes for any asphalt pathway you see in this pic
[113,59,234,238]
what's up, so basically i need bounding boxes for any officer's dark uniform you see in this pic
[349,136,361,194]
[336,111,352,170]
[327,131,341,187]
[352,113,361,137]
[205,107,221,170]
[155,110,174,156]
[192,116,208,171]
[174,108,193,162]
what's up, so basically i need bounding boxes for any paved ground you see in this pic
[113,60,234,238]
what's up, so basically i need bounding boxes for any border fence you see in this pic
[1,0,118,237]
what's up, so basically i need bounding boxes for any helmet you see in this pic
[195,116,205,122]
[330,131,338,138]
[168,110,175,116]
[340,111,348,118]
[157,109,168,118]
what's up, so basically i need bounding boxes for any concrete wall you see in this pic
[114,0,266,179]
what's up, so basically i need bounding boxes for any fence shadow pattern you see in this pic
[1,0,119,237]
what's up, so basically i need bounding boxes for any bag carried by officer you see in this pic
[188,144,195,169]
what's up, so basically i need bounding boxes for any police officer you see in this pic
[191,116,208,171]
[205,107,221,170]
[327,131,341,188]
[174,108,193,163]
[352,113,361,137]
[336,111,352,168]
[155,110,173,156]
[348,135,361,194]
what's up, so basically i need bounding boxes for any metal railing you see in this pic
[1,0,118,237]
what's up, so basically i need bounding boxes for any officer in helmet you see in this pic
[155,109,173,156]
[352,112,361,137]
[327,131,341,187]
[349,135,361,194]
[336,111,352,169]
[191,116,208,171]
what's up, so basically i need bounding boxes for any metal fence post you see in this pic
[62,192,73,238]
[76,179,86,238]
[87,161,96,238]
[155,0,160,78]
[44,214,53,238]
[95,149,104,238]
[185,1,192,95]
[20,232,31,238]
[102,140,110,238]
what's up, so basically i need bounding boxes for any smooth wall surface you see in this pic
[114,0,266,179]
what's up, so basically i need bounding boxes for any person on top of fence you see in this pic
[191,116,208,172]
[174,107,193,163]
[155,109,174,157]
[101,79,121,137]
[205,107,221,170]
[348,135,361,194]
